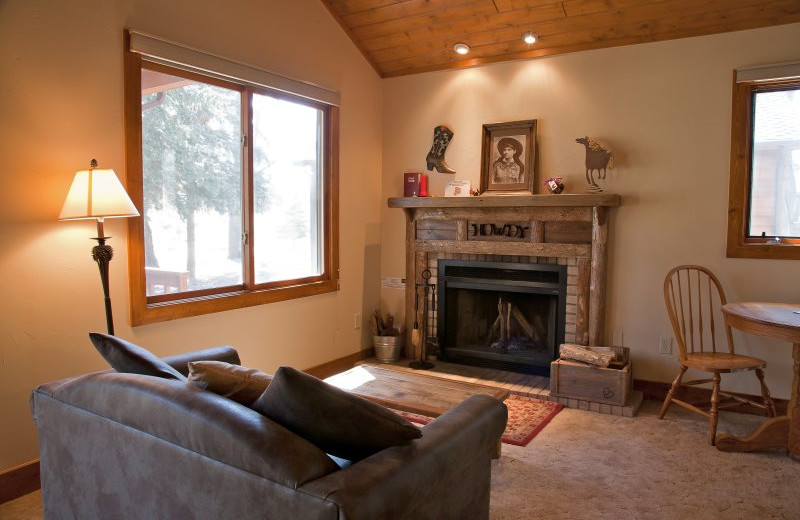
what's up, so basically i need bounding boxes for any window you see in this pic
[727,62,800,259]
[124,32,339,325]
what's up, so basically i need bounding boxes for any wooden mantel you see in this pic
[388,193,620,210]
[388,194,621,360]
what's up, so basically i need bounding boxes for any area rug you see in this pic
[394,394,563,447]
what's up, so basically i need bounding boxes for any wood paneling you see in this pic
[543,221,592,244]
[319,0,800,77]
[417,220,459,240]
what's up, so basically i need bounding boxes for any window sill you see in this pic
[131,279,338,326]
[726,241,800,260]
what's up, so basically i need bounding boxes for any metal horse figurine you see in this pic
[576,137,615,191]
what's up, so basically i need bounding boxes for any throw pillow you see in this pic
[89,332,186,381]
[251,366,422,461]
[188,360,273,406]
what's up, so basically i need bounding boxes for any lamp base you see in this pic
[409,359,435,370]
[91,237,115,335]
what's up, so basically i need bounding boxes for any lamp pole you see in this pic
[92,217,115,335]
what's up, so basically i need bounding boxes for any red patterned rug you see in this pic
[394,394,563,447]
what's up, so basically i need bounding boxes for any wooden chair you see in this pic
[660,265,776,444]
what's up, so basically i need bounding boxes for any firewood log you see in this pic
[559,343,614,367]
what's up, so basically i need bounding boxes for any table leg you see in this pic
[716,416,790,452]
[716,342,799,458]
[788,343,800,461]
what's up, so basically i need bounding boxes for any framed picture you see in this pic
[480,120,537,195]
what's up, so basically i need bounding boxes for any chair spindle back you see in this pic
[663,265,734,359]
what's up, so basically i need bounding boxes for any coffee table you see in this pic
[325,364,510,457]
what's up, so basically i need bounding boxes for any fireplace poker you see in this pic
[411,285,420,349]
[410,269,435,370]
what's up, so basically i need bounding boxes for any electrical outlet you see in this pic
[659,337,673,355]
[354,312,361,330]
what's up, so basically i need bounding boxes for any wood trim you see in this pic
[388,194,620,209]
[124,31,341,327]
[328,104,341,295]
[132,282,340,326]
[726,73,800,260]
[124,33,148,326]
[588,207,608,345]
[415,239,592,258]
[575,257,590,344]
[634,379,788,417]
[0,460,40,505]
[304,348,374,379]
[410,206,593,223]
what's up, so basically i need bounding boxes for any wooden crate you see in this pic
[550,358,632,406]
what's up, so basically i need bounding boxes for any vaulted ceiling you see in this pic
[319,0,800,78]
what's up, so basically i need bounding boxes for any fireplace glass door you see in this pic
[436,260,566,375]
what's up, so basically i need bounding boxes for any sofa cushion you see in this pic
[188,360,273,406]
[251,366,421,461]
[89,333,186,381]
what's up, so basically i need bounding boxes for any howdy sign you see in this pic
[468,222,529,241]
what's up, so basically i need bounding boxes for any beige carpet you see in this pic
[3,400,799,519]
[491,400,800,520]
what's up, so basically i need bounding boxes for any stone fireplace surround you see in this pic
[388,194,621,363]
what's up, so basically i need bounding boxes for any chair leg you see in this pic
[755,368,777,418]
[709,372,721,445]
[660,365,687,419]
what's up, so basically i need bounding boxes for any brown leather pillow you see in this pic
[89,333,186,381]
[251,366,422,461]
[188,360,273,406]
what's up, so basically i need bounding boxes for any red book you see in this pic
[404,172,421,197]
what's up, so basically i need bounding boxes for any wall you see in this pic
[0,0,383,471]
[381,24,800,400]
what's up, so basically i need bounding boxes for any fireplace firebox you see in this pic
[436,260,567,376]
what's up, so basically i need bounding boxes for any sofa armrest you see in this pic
[161,346,240,376]
[299,394,507,520]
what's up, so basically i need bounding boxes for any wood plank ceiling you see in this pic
[319,0,800,78]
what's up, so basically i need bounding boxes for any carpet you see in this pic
[394,394,563,447]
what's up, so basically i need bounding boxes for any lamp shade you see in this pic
[59,167,139,220]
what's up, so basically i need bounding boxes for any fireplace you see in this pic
[436,259,566,376]
[388,194,620,369]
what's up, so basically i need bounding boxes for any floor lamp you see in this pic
[59,159,139,335]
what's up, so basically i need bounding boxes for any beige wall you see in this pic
[0,0,383,471]
[381,24,800,400]
[2,0,799,475]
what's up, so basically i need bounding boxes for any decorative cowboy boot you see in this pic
[425,125,455,173]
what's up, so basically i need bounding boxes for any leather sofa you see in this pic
[31,346,508,520]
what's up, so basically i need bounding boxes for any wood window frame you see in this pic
[726,73,800,260]
[124,43,339,326]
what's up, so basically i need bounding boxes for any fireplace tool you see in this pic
[410,269,435,370]
[411,287,420,348]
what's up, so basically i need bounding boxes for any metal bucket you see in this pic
[373,335,402,363]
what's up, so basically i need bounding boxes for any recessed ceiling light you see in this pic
[453,43,470,55]
[522,31,538,45]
